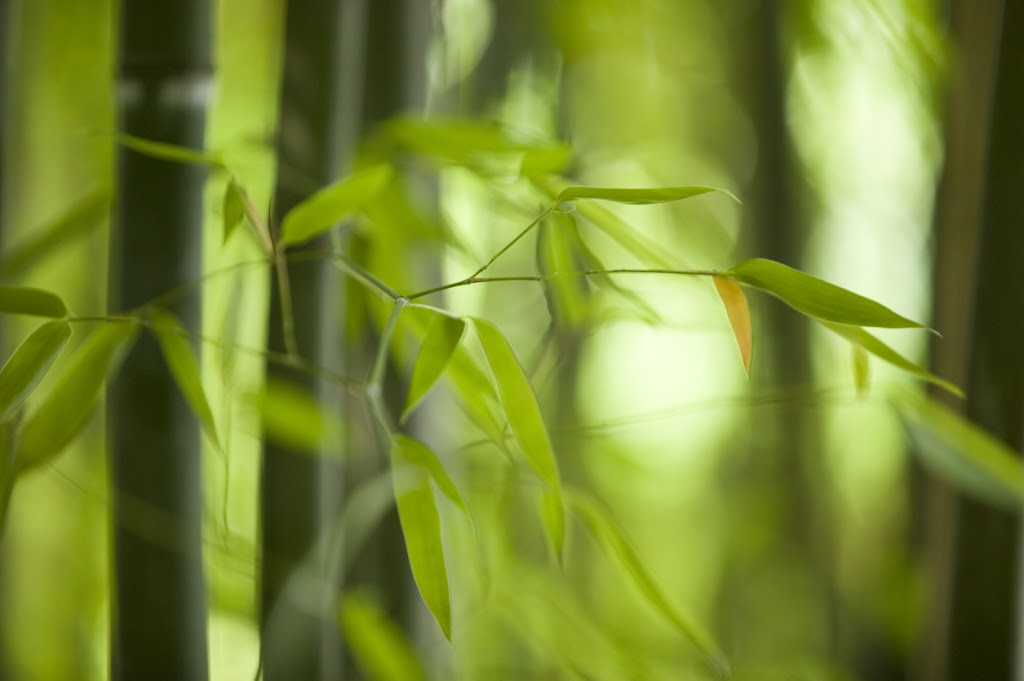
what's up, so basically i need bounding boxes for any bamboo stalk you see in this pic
[108,2,212,679]
[260,0,356,678]
[939,3,1024,678]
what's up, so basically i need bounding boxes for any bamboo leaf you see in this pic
[279,164,393,248]
[148,308,220,450]
[0,321,72,421]
[258,378,343,454]
[712,276,752,375]
[222,178,246,244]
[16,320,139,474]
[568,489,728,675]
[557,185,739,205]
[727,258,925,329]
[537,212,591,328]
[470,318,565,557]
[402,315,466,422]
[338,591,429,681]
[0,287,68,318]
[118,133,226,168]
[894,393,1024,510]
[0,189,109,279]
[390,436,452,639]
[392,434,466,513]
[822,322,962,397]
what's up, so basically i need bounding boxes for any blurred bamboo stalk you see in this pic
[108,1,212,679]
[929,1,1024,679]
[260,0,356,678]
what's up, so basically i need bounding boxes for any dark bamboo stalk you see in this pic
[937,3,1024,678]
[260,0,355,678]
[108,2,212,680]
[917,2,1002,679]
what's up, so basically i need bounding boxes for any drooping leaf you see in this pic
[726,258,925,329]
[0,321,72,421]
[338,591,429,681]
[822,322,962,397]
[16,320,139,474]
[222,178,246,244]
[557,185,739,205]
[852,345,870,396]
[402,315,466,422]
[118,133,226,168]
[0,189,109,279]
[0,287,68,318]
[568,489,728,677]
[894,392,1024,510]
[403,309,507,451]
[712,276,752,375]
[537,212,591,328]
[257,378,344,454]
[390,436,452,639]
[278,164,393,248]
[470,318,564,556]
[148,308,220,450]
[392,434,466,513]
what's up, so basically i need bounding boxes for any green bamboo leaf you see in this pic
[568,489,728,676]
[392,434,466,513]
[0,189,109,279]
[390,436,452,639]
[258,378,343,454]
[338,591,429,681]
[537,212,591,328]
[852,346,870,396]
[279,164,393,248]
[404,310,507,450]
[726,258,925,329]
[0,286,68,318]
[821,322,962,397]
[402,315,466,422]
[148,308,220,450]
[557,185,738,205]
[894,393,1024,510]
[222,178,246,244]
[118,133,226,168]
[16,320,139,474]
[0,321,72,421]
[470,318,564,556]
[0,417,17,532]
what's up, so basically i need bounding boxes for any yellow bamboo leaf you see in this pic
[713,275,752,375]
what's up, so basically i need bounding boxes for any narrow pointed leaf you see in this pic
[712,276,752,375]
[895,393,1024,510]
[0,189,108,279]
[392,435,466,513]
[16,320,139,473]
[822,322,962,397]
[222,178,246,244]
[118,133,226,168]
[727,258,924,329]
[852,346,870,396]
[279,164,393,247]
[470,318,564,555]
[391,436,452,639]
[338,591,429,681]
[402,315,466,421]
[537,212,591,328]
[0,287,68,318]
[557,185,738,205]
[0,321,72,421]
[149,308,220,450]
[568,490,728,675]
[258,378,343,454]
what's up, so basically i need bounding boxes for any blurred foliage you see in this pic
[0,1,1018,681]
